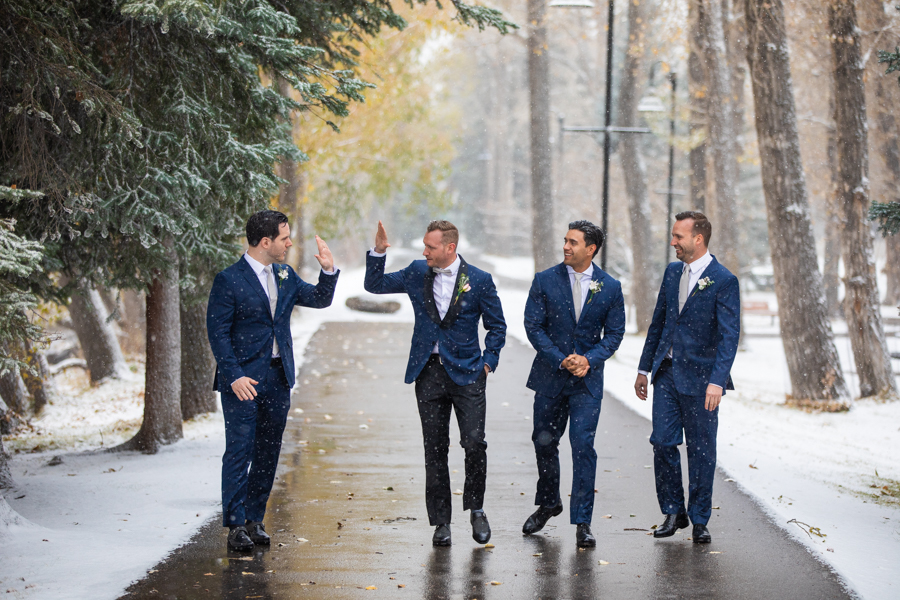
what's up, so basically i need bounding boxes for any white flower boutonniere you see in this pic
[587,279,603,304]
[277,267,288,288]
[454,273,471,305]
[697,276,714,292]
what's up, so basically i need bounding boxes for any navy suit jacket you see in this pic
[524,263,626,399]
[364,253,506,386]
[207,256,339,391]
[638,256,740,396]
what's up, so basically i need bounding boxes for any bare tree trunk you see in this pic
[744,0,849,402]
[120,289,146,355]
[824,92,843,317]
[830,0,896,398]
[724,0,748,169]
[528,0,555,273]
[689,0,709,213]
[860,0,900,305]
[180,299,217,420]
[19,342,54,415]
[701,0,742,278]
[0,435,11,488]
[617,0,655,332]
[0,364,28,423]
[116,238,183,452]
[67,284,126,382]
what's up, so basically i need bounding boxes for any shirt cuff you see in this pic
[637,370,650,376]
[369,248,386,257]
[708,383,723,390]
[321,268,336,276]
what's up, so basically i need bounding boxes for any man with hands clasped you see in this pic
[207,210,339,551]
[364,219,506,547]
[634,211,739,544]
[522,220,625,548]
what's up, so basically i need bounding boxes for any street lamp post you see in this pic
[665,72,677,264]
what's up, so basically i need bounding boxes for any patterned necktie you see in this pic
[573,272,584,322]
[265,266,280,356]
[678,263,690,313]
[433,267,452,274]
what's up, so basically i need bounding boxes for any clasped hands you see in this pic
[562,354,590,378]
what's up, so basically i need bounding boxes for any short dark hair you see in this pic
[246,210,289,247]
[425,220,460,247]
[675,211,712,247]
[567,220,605,258]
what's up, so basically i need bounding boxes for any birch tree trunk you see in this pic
[744,0,849,402]
[180,299,217,420]
[117,238,183,452]
[617,0,656,332]
[68,284,126,382]
[528,0,555,273]
[830,0,896,398]
[0,363,28,421]
[701,0,741,278]
[688,0,709,212]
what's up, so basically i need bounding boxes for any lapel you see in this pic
[556,264,577,323]
[237,257,274,321]
[679,256,718,317]
[579,265,603,324]
[441,257,469,329]
[272,264,290,320]
[422,266,442,326]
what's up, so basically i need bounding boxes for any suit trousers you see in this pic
[220,358,291,527]
[532,377,602,525]
[414,354,488,526]
[649,361,718,525]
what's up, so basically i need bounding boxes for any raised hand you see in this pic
[374,220,391,254]
[314,235,334,272]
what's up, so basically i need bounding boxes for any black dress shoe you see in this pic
[471,510,491,544]
[522,502,564,535]
[227,526,254,551]
[432,524,451,546]
[246,521,270,545]
[692,523,711,543]
[576,523,596,548]
[653,512,689,538]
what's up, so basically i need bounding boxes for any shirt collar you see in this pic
[685,251,712,274]
[439,254,461,276]
[244,252,268,275]
[566,263,594,278]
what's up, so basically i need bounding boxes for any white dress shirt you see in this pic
[638,251,720,389]
[566,263,594,316]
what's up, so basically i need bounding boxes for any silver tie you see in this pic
[265,266,280,357]
[678,263,690,313]
[573,272,584,322]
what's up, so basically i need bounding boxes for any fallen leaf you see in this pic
[148,570,158,574]
[204,573,214,576]
[602,514,612,519]
[749,463,758,469]
[383,486,394,491]
[712,506,720,510]
[398,584,406,588]
[296,538,309,543]
[365,586,377,590]
[452,489,463,495]
[324,414,333,420]
[598,560,609,565]
[232,557,253,561]
[242,572,253,576]
[708,551,722,554]
[533,553,542,557]
[490,581,503,586]
[484,543,495,548]
[724,478,735,482]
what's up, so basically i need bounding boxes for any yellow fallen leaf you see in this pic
[203,573,214,576]
[602,514,612,519]
[598,560,610,565]
[490,581,503,586]
[533,553,542,557]
[242,571,253,576]
[232,557,253,561]
[484,543,495,548]
[365,586,377,590]
[452,489,463,495]
[398,584,406,588]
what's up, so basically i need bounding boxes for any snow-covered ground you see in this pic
[2,247,899,599]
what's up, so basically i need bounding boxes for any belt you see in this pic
[659,357,672,371]
[428,353,443,365]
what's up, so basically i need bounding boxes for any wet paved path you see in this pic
[123,322,850,599]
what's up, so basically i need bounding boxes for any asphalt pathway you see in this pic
[122,322,851,599]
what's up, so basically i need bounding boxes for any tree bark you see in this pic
[824,92,843,317]
[528,0,555,273]
[116,238,183,452]
[701,0,742,278]
[744,0,849,401]
[0,364,28,428]
[617,0,656,332]
[119,288,146,355]
[180,299,217,420]
[19,341,54,415]
[277,77,307,273]
[689,0,709,213]
[0,434,11,488]
[67,284,126,382]
[860,0,900,305]
[830,0,896,398]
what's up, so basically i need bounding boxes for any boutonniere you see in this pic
[587,279,603,304]
[277,266,288,288]
[695,276,714,294]
[454,273,471,305]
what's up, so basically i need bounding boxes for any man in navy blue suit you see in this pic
[365,220,506,546]
[207,210,339,551]
[522,220,626,548]
[634,211,739,544]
